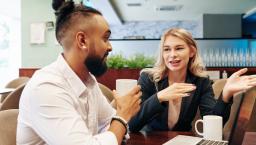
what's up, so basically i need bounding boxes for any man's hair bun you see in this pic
[52,0,65,11]
[52,0,75,17]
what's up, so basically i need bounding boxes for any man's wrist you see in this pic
[111,115,129,135]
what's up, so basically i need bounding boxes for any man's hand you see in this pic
[113,85,142,121]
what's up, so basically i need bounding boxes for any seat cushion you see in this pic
[0,109,19,145]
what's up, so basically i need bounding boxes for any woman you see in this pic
[128,28,256,132]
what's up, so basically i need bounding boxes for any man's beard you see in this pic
[84,53,108,77]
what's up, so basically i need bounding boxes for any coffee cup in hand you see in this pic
[116,79,137,96]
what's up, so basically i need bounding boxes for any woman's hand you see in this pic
[222,68,256,102]
[157,83,196,103]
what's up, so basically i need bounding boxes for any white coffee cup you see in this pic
[116,79,137,96]
[195,115,223,141]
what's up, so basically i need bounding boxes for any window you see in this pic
[0,0,21,87]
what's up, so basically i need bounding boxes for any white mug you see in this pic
[195,115,223,141]
[116,79,137,96]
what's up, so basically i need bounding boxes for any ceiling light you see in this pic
[155,5,183,11]
[127,3,142,7]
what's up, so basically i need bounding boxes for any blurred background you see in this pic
[1,0,256,87]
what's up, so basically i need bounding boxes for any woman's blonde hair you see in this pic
[142,28,207,82]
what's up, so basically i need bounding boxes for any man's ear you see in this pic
[76,31,88,51]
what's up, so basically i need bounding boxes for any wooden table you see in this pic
[124,131,193,145]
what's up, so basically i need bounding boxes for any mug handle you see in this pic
[195,119,204,136]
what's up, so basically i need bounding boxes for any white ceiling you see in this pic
[108,0,256,21]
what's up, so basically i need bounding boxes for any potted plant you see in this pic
[97,54,155,90]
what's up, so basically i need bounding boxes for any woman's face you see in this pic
[162,35,194,73]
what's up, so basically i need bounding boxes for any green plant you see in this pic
[107,53,155,69]
[106,54,127,69]
[126,54,154,68]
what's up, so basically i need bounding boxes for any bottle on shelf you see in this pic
[222,70,228,79]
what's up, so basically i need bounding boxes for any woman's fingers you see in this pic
[248,75,256,81]
[179,86,196,92]
[247,81,256,87]
[171,83,195,89]
[230,68,248,78]
[180,93,191,97]
[167,83,196,98]
[172,84,196,93]
[173,83,195,86]
[171,93,191,99]
[238,75,256,87]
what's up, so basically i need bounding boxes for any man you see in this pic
[16,1,141,145]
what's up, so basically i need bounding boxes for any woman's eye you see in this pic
[164,48,170,51]
[176,47,184,50]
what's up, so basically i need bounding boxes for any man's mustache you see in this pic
[104,51,109,58]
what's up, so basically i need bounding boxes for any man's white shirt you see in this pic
[17,54,117,145]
